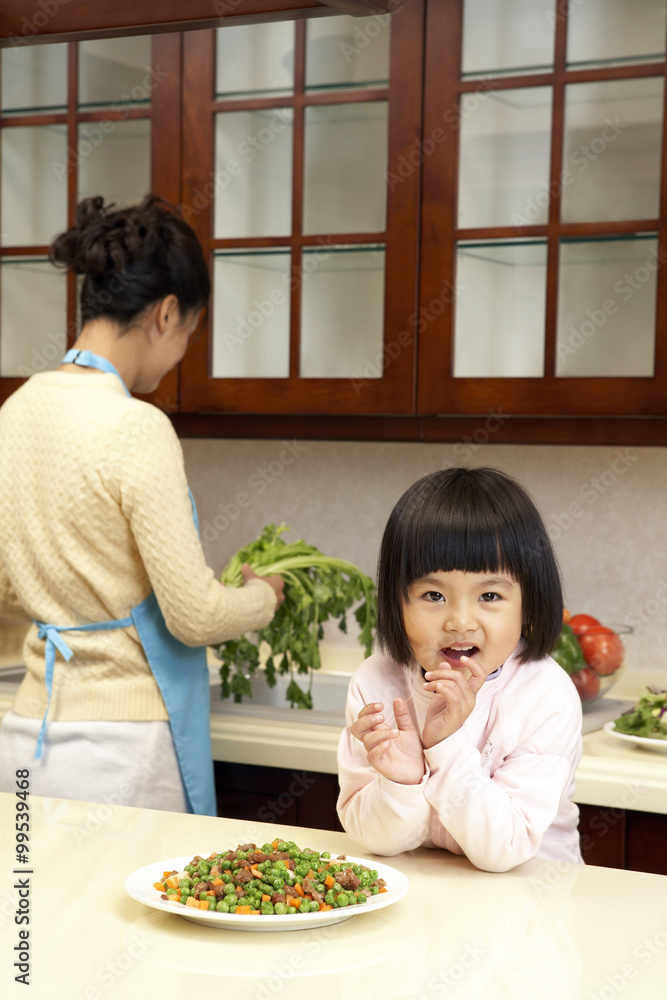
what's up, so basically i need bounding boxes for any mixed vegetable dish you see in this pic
[152,838,388,916]
[613,688,667,740]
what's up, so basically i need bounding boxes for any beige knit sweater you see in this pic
[0,371,277,722]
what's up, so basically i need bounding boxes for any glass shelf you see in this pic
[214,109,293,239]
[461,0,555,80]
[1,125,67,246]
[1,43,68,114]
[305,14,390,92]
[0,258,67,377]
[454,239,547,378]
[303,101,388,235]
[212,250,291,379]
[458,87,553,228]
[300,244,385,378]
[556,235,657,377]
[561,77,664,224]
[566,0,666,70]
[216,22,294,101]
[78,37,153,111]
[77,119,151,209]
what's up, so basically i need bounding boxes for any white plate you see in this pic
[125,853,409,932]
[603,721,667,754]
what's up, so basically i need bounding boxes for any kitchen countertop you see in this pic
[1,793,666,1000]
[1,659,666,814]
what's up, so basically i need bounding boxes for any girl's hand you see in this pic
[350,698,425,785]
[422,656,488,749]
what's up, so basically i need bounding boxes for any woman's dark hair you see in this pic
[377,467,563,666]
[49,194,211,327]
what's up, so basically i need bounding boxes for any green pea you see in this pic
[236,851,248,861]
[225,894,238,907]
[216,900,230,913]
[356,894,368,904]
[370,886,379,895]
[274,902,288,915]
[207,900,216,910]
[260,901,274,915]
[261,843,273,853]
[286,906,297,914]
[335,893,349,907]
[324,890,336,905]
[198,861,210,875]
[314,883,325,893]
[221,872,233,884]
[321,852,331,859]
[277,841,288,852]
[184,864,196,873]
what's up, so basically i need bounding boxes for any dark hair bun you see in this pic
[48,193,210,326]
[50,195,161,278]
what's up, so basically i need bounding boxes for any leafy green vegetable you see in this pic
[613,688,667,740]
[212,523,376,708]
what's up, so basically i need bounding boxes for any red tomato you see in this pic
[579,630,624,675]
[571,666,601,701]
[568,613,602,636]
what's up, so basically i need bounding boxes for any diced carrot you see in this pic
[305,869,317,881]
[210,878,223,886]
[378,887,388,893]
[271,838,280,849]
[164,876,179,889]
[223,870,232,875]
[262,894,271,903]
[293,882,305,897]
[250,865,263,879]
[153,881,166,892]
[318,903,333,912]
[324,875,335,888]
[186,896,199,908]
[199,899,211,910]
[235,905,261,914]
[287,896,301,908]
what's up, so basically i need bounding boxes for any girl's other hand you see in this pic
[350,699,425,785]
[241,563,285,607]
[421,656,487,748]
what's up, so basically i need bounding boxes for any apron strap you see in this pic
[33,614,133,759]
[61,349,131,398]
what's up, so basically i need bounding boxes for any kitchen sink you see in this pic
[209,665,349,726]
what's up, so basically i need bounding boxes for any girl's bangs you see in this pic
[398,503,522,596]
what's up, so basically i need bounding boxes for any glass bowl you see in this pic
[570,623,633,705]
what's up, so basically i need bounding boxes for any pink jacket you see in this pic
[336,646,583,872]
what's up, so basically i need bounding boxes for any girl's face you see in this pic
[402,569,523,676]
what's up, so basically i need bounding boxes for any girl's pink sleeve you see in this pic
[336,665,431,856]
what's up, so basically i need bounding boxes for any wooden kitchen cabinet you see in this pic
[3,0,667,443]
[214,765,667,875]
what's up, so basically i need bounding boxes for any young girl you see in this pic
[337,467,583,872]
[0,194,283,815]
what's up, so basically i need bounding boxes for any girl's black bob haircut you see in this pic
[377,467,563,666]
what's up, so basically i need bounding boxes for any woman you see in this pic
[0,194,283,815]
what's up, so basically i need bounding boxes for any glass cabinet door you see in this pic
[180,4,423,415]
[418,0,667,416]
[0,34,175,403]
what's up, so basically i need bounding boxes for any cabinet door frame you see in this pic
[417,0,667,417]
[178,3,423,415]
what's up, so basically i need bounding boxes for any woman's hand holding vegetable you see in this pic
[351,699,425,785]
[422,657,488,749]
[240,564,285,607]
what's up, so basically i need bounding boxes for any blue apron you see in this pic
[33,348,216,817]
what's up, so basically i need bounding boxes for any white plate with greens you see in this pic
[603,721,667,754]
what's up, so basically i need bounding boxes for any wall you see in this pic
[182,437,667,676]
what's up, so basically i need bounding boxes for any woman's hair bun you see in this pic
[48,193,210,327]
[49,195,160,278]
